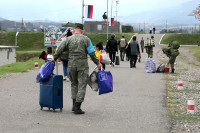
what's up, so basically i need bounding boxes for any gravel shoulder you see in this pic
[157,46,200,133]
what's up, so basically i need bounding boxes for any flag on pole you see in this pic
[109,18,115,27]
[85,5,93,19]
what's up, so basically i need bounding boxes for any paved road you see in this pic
[0,34,170,133]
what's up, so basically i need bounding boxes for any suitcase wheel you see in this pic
[40,107,43,110]
[60,108,62,112]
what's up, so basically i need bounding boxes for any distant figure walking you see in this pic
[140,37,144,53]
[149,27,152,34]
[118,35,128,61]
[106,35,118,67]
[153,27,156,34]
[127,36,140,68]
[145,36,155,58]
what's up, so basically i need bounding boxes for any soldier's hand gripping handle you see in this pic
[97,63,102,69]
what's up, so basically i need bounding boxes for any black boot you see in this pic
[171,69,175,73]
[74,102,85,114]
[72,99,76,111]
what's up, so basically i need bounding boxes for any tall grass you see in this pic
[161,34,200,46]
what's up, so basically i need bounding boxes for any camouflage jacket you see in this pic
[54,33,99,68]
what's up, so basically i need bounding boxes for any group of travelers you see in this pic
[38,24,179,115]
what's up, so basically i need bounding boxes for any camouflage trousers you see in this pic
[169,57,176,70]
[68,66,89,102]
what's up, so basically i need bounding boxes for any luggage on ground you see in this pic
[115,55,120,65]
[156,63,165,73]
[145,58,156,73]
[97,70,113,95]
[40,74,63,111]
[164,63,170,73]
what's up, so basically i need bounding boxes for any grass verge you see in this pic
[0,57,44,75]
[160,34,200,45]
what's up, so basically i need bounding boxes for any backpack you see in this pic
[156,63,165,73]
[120,38,126,48]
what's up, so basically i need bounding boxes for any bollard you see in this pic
[35,62,39,68]
[187,100,195,114]
[177,80,183,90]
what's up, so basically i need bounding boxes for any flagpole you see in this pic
[82,0,84,24]
[107,0,109,41]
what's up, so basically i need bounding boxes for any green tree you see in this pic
[122,25,134,33]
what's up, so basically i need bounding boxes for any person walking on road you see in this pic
[118,35,128,61]
[153,27,156,34]
[140,37,144,53]
[146,36,155,58]
[127,36,140,68]
[95,42,106,70]
[106,34,118,67]
[59,29,72,81]
[53,25,102,115]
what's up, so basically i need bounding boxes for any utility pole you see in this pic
[107,0,109,41]
[82,0,84,24]
[166,20,168,33]
[111,0,113,19]
[116,0,119,22]
[144,21,145,33]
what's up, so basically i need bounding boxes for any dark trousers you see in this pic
[102,63,106,70]
[130,55,138,68]
[109,52,116,64]
[120,47,125,61]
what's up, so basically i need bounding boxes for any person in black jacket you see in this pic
[127,36,140,68]
[106,35,118,66]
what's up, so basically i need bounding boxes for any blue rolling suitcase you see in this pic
[39,74,63,112]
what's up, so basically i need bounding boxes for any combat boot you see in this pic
[72,99,76,111]
[74,102,85,114]
[171,69,175,73]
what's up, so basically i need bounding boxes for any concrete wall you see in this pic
[0,46,18,66]
[84,21,121,33]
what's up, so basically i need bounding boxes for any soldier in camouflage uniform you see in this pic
[162,41,180,73]
[54,25,102,114]
[145,36,155,58]
[140,37,144,53]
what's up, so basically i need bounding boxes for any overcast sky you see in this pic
[0,0,193,22]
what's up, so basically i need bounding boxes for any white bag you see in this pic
[100,52,111,65]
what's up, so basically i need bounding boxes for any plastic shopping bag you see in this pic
[100,52,111,65]
[36,61,55,83]
[97,70,113,95]
[88,67,99,92]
